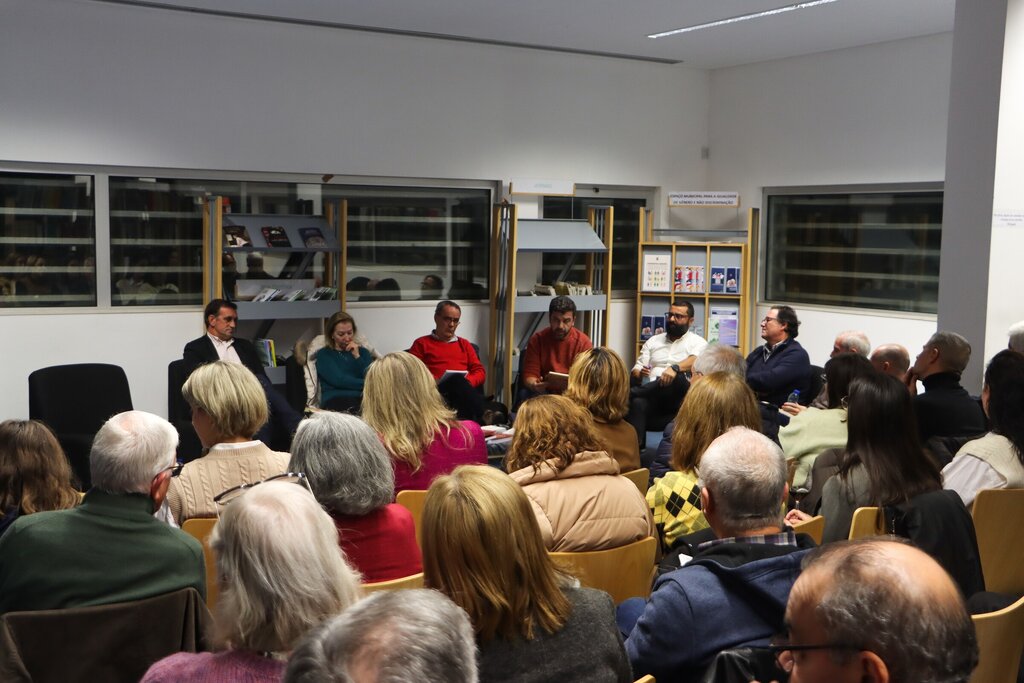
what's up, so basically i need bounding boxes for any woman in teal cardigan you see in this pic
[318,311,374,414]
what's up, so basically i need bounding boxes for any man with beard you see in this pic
[520,296,593,397]
[627,301,708,443]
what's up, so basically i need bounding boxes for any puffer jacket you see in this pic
[508,450,655,552]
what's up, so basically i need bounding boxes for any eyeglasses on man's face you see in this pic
[762,316,780,324]
[213,472,313,507]
[666,312,690,321]
[753,634,863,674]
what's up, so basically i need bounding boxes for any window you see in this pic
[0,172,96,308]
[764,186,942,314]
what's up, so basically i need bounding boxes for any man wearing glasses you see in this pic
[627,301,708,443]
[409,299,485,422]
[746,305,811,408]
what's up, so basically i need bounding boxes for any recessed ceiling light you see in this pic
[648,0,840,39]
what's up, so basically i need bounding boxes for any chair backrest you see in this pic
[181,518,220,611]
[621,468,650,497]
[28,363,133,435]
[549,536,657,604]
[167,359,193,425]
[362,572,425,594]
[847,506,883,540]
[791,515,825,545]
[396,489,428,547]
[970,594,1024,683]
[0,587,210,683]
[972,488,1024,594]
[634,676,656,683]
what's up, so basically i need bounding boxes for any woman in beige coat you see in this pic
[505,395,654,552]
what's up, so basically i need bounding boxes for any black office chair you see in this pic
[28,363,134,490]
[167,359,204,463]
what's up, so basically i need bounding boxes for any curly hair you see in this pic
[504,395,603,474]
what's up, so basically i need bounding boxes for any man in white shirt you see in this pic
[626,301,708,445]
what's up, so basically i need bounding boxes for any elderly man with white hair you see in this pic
[0,411,205,613]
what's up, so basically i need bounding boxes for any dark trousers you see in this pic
[255,374,303,451]
[626,373,689,447]
[438,375,484,424]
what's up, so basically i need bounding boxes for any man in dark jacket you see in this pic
[905,331,986,443]
[746,305,811,408]
[619,427,814,682]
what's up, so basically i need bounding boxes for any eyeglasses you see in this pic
[840,396,849,410]
[756,636,863,673]
[439,316,461,325]
[157,462,184,478]
[213,472,313,507]
[666,312,689,320]
[762,316,779,323]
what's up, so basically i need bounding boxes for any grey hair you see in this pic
[212,480,362,652]
[870,344,911,375]
[835,330,871,356]
[1008,320,1024,353]
[697,426,786,533]
[284,588,479,683]
[693,343,747,378]
[90,411,178,494]
[289,412,394,515]
[800,539,978,683]
[926,331,973,375]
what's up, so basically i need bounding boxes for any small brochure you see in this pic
[261,226,292,247]
[709,307,739,346]
[675,265,705,293]
[641,253,671,292]
[725,267,741,294]
[300,227,327,248]
[223,225,252,247]
[653,316,666,336]
[709,267,726,294]
[640,315,654,341]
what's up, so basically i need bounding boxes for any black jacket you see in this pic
[182,335,266,379]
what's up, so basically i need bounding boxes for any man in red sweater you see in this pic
[520,296,593,400]
[409,300,485,422]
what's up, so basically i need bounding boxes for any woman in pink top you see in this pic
[362,352,486,493]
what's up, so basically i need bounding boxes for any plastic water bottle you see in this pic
[786,389,801,405]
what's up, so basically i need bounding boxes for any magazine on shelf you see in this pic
[639,315,654,341]
[675,265,705,293]
[708,307,739,346]
[223,225,252,247]
[653,315,666,336]
[709,267,726,294]
[252,287,280,303]
[261,226,292,247]
[725,267,741,294]
[641,253,671,292]
[255,338,277,367]
[299,227,327,248]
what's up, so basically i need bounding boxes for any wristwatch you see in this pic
[670,364,681,373]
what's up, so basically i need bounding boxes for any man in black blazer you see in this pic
[183,299,301,449]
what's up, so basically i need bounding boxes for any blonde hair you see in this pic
[182,361,268,440]
[504,395,604,474]
[565,347,629,422]
[324,311,357,351]
[671,372,761,472]
[212,480,362,652]
[422,465,570,642]
[0,420,79,516]
[362,352,463,469]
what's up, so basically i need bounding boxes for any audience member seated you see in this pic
[787,373,943,543]
[505,395,654,552]
[362,352,486,492]
[627,300,708,443]
[183,299,301,450]
[520,295,593,399]
[759,539,977,683]
[0,420,80,537]
[408,300,485,422]
[0,411,205,613]
[619,427,815,682]
[1009,319,1024,353]
[943,348,1024,506]
[905,331,986,443]
[564,347,640,472]
[746,305,811,408]
[422,465,633,683]
[142,480,361,683]
[805,330,870,409]
[168,361,289,524]
[778,353,875,490]
[647,372,762,550]
[287,412,422,583]
[284,589,478,683]
[869,342,911,379]
[317,311,374,414]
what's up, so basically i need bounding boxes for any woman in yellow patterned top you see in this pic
[647,372,761,549]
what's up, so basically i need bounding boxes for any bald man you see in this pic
[759,539,977,683]
[869,343,910,379]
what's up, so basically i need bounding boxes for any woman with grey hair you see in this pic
[289,411,422,583]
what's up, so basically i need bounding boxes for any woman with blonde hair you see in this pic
[168,361,289,523]
[142,480,362,682]
[647,372,761,549]
[0,420,79,536]
[316,311,374,414]
[505,395,653,552]
[422,465,632,682]
[362,352,486,492]
[565,347,640,472]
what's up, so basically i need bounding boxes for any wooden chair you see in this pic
[549,536,657,604]
[181,518,219,610]
[791,514,825,544]
[970,594,1024,683]
[972,488,1024,594]
[396,489,428,547]
[621,468,650,497]
[847,506,883,540]
[362,572,425,594]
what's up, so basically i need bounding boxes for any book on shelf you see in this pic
[653,315,666,336]
[640,315,654,341]
[251,287,280,303]
[299,227,327,248]
[309,286,338,301]
[709,267,726,293]
[641,253,671,292]
[725,267,741,294]
[223,225,252,247]
[255,338,277,367]
[261,226,292,247]
[674,265,705,293]
[708,307,739,346]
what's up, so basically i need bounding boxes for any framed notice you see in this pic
[641,253,671,292]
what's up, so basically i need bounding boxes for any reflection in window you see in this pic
[0,172,96,308]
[765,189,942,314]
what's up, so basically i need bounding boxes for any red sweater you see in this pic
[408,335,486,387]
[332,504,422,583]
[521,327,593,390]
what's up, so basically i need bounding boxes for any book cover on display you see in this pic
[641,253,671,292]
[653,316,666,336]
[640,315,653,341]
[678,265,705,293]
[223,225,252,248]
[261,226,292,247]
[709,307,739,346]
[725,267,741,294]
[709,267,726,293]
[300,227,327,248]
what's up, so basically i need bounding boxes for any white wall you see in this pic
[709,34,954,358]
[1,0,704,419]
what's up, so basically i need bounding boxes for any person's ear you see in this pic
[859,650,889,683]
[700,487,713,517]
[781,482,790,506]
[150,470,173,511]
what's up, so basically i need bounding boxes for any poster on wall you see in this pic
[641,253,671,292]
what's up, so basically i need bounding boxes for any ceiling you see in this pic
[102,0,956,68]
